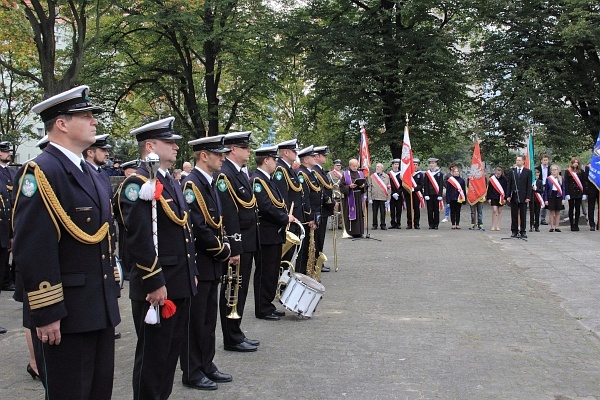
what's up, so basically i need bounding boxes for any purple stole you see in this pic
[345,170,365,220]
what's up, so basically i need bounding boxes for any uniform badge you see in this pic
[217,179,227,192]
[124,183,140,202]
[184,188,195,204]
[274,171,283,181]
[254,182,262,193]
[21,174,37,197]
[298,174,305,183]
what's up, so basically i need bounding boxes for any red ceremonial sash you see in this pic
[425,170,440,195]
[332,170,343,179]
[534,192,544,207]
[547,175,563,197]
[388,171,401,190]
[447,176,465,203]
[567,169,584,192]
[489,175,505,204]
[372,173,388,195]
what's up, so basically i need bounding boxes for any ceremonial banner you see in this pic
[523,131,535,184]
[400,125,415,190]
[589,132,600,190]
[359,128,371,177]
[467,139,486,205]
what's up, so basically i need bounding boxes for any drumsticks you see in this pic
[286,201,294,230]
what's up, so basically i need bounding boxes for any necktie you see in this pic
[517,168,521,177]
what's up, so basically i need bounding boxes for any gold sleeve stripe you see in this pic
[217,174,257,209]
[254,178,286,209]
[135,257,158,273]
[186,181,222,229]
[27,281,64,310]
[298,172,322,192]
[314,172,333,190]
[142,268,163,280]
[278,167,302,192]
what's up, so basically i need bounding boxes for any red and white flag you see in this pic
[359,128,371,176]
[467,139,487,205]
[400,125,415,190]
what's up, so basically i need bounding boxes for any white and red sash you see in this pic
[426,170,443,209]
[372,173,388,195]
[534,191,544,207]
[547,175,563,197]
[567,169,584,193]
[447,176,465,203]
[489,175,505,204]
[332,170,343,179]
[388,171,401,190]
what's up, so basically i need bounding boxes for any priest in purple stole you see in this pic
[339,159,366,237]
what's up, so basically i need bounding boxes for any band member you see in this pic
[388,158,403,229]
[368,163,391,230]
[423,157,444,229]
[251,145,294,320]
[273,139,315,272]
[507,155,532,238]
[217,131,260,352]
[339,158,366,238]
[180,135,233,390]
[312,146,335,272]
[0,141,15,291]
[404,158,423,229]
[84,134,113,198]
[565,156,586,231]
[118,117,197,399]
[585,164,599,231]
[13,85,120,399]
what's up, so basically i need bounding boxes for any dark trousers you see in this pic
[254,244,282,317]
[181,280,219,383]
[568,197,582,226]
[510,201,528,234]
[315,214,328,254]
[449,200,462,225]
[296,227,311,275]
[132,297,189,400]
[0,247,8,291]
[404,189,420,228]
[426,198,440,228]
[529,201,541,228]
[371,200,386,227]
[219,251,253,346]
[588,188,599,227]
[33,327,115,400]
[389,196,402,227]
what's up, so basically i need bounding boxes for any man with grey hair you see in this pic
[368,163,391,229]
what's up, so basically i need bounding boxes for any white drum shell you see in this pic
[279,273,324,318]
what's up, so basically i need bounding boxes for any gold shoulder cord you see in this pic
[13,162,108,244]
[254,178,286,209]
[315,172,333,190]
[217,174,256,209]
[279,167,302,192]
[299,171,322,192]
[136,175,188,226]
[185,181,222,229]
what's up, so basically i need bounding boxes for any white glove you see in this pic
[425,196,430,201]
[437,196,443,201]
[565,195,570,201]
[368,199,373,204]
[583,195,587,201]
[392,193,399,200]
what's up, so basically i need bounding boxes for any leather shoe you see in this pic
[273,310,286,317]
[2,283,15,291]
[321,265,330,272]
[511,232,518,238]
[591,226,596,231]
[541,220,548,225]
[224,342,257,352]
[535,228,540,232]
[182,376,218,390]
[380,226,387,230]
[244,337,260,346]
[0,326,6,334]
[520,233,528,238]
[257,313,280,321]
[114,331,122,340]
[206,370,232,383]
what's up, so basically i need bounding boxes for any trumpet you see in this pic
[223,262,241,319]
[276,220,305,299]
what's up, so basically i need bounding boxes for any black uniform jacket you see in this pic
[296,165,322,223]
[182,168,230,281]
[0,180,12,249]
[506,167,533,203]
[12,144,120,332]
[216,158,259,256]
[422,169,444,197]
[564,169,585,198]
[117,164,197,301]
[251,169,288,246]
[312,164,334,219]
[273,159,310,223]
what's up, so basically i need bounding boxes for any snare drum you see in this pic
[279,273,325,318]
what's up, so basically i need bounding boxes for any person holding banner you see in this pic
[368,163,391,230]
[543,164,566,232]
[446,166,466,229]
[487,167,508,231]
[388,159,403,229]
[529,168,544,232]
[585,164,599,231]
[339,159,366,237]
[565,156,586,231]
[423,158,444,229]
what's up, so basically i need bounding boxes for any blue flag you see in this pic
[589,132,600,190]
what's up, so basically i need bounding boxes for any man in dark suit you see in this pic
[251,145,294,320]
[216,131,260,352]
[118,117,197,399]
[507,155,533,238]
[312,146,335,272]
[13,85,121,399]
[180,135,233,390]
[0,141,16,291]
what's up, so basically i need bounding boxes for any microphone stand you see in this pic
[353,181,381,242]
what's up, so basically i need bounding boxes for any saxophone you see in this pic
[306,228,317,279]
[315,251,327,282]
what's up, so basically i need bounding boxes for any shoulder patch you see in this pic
[183,188,195,204]
[217,179,228,192]
[298,174,305,183]
[21,174,37,197]
[254,182,263,193]
[274,170,283,181]
[124,183,140,202]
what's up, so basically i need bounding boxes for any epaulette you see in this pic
[253,177,285,209]
[274,166,302,192]
[298,171,322,192]
[215,173,257,209]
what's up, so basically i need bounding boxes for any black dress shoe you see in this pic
[321,265,330,272]
[573,225,580,231]
[371,226,377,230]
[511,233,518,238]
[535,227,540,232]
[243,337,260,346]
[2,283,15,291]
[114,331,121,339]
[27,364,39,380]
[591,226,596,231]
[405,226,412,230]
[257,313,280,321]
[224,342,257,352]
[380,226,387,230]
[415,226,420,229]
[541,220,548,225]
[0,326,6,334]
[206,370,232,383]
[182,376,218,390]
[520,233,528,239]
[273,310,286,317]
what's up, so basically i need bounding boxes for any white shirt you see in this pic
[195,166,213,185]
[49,142,84,171]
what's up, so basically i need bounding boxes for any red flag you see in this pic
[400,125,415,189]
[359,128,371,176]
[467,139,487,205]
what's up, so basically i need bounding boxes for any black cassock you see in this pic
[339,170,366,236]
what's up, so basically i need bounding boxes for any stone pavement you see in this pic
[2,204,600,399]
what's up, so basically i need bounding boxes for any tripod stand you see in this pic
[352,196,381,242]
